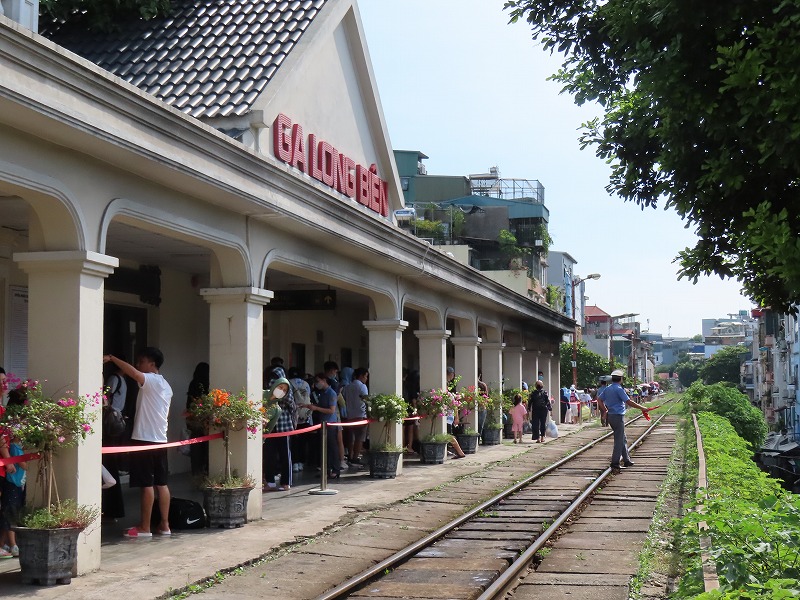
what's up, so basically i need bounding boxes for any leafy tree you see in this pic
[691,334,704,343]
[560,341,610,388]
[413,219,446,243]
[498,229,524,257]
[545,284,564,312]
[676,360,701,388]
[655,364,672,374]
[701,346,747,385]
[505,0,800,313]
[40,0,171,34]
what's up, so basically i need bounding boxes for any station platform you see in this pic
[0,422,591,599]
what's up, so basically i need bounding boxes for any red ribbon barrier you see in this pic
[16,416,420,458]
[0,452,41,466]
[101,432,224,454]
[328,419,370,428]
[262,424,321,439]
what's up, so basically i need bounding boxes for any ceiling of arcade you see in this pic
[0,198,376,314]
[1,192,571,339]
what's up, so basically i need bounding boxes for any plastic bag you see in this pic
[545,418,559,439]
[101,464,117,489]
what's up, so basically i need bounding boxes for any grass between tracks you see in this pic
[672,412,800,599]
[637,393,800,599]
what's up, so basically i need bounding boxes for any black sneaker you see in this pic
[622,461,635,467]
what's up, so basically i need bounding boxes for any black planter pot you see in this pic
[368,450,402,479]
[481,427,502,445]
[503,418,514,439]
[203,487,253,528]
[419,441,447,464]
[454,433,479,454]
[14,526,80,585]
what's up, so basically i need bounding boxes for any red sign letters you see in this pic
[272,113,389,217]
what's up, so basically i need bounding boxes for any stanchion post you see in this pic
[309,422,338,496]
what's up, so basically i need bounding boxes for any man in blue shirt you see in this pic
[596,369,650,470]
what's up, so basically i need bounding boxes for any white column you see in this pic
[201,287,273,520]
[481,342,505,425]
[451,336,480,430]
[541,353,553,399]
[504,347,524,391]
[363,319,407,473]
[554,351,561,394]
[414,329,450,438]
[15,250,119,573]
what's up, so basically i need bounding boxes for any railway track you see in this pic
[317,409,674,600]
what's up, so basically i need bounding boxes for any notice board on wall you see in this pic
[7,286,27,379]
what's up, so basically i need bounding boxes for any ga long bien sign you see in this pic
[272,113,389,217]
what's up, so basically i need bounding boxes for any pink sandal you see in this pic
[123,527,152,538]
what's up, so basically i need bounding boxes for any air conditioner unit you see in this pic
[394,208,416,221]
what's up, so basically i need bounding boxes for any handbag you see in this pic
[337,391,347,419]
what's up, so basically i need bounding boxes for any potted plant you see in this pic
[481,391,504,445]
[454,386,483,454]
[0,377,100,585]
[454,427,480,454]
[415,388,458,464]
[185,388,261,528]
[364,393,408,478]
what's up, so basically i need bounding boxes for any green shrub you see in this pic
[683,381,767,449]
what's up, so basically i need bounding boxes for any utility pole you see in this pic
[571,273,601,388]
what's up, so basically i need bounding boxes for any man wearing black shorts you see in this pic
[104,348,173,538]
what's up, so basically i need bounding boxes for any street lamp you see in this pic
[571,273,601,389]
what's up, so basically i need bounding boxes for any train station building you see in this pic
[0,0,572,571]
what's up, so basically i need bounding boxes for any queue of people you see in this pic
[1,352,590,548]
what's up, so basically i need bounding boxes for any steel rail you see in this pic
[315,410,655,600]
[478,409,672,600]
[693,413,720,592]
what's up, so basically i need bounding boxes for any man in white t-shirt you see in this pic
[104,347,173,538]
[342,368,369,464]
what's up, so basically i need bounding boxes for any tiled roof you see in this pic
[584,305,610,318]
[50,0,327,119]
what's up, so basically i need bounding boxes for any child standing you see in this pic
[510,394,528,444]
[0,388,27,558]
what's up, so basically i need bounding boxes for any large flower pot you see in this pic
[503,418,514,439]
[481,427,502,445]
[368,450,402,479]
[203,487,253,529]
[454,433,479,454]
[13,526,80,586]
[419,441,447,464]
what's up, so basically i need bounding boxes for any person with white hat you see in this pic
[596,369,651,470]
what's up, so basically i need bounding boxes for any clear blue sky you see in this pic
[359,0,753,338]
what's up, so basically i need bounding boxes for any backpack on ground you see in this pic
[151,497,207,530]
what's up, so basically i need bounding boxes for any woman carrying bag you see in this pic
[528,380,552,443]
